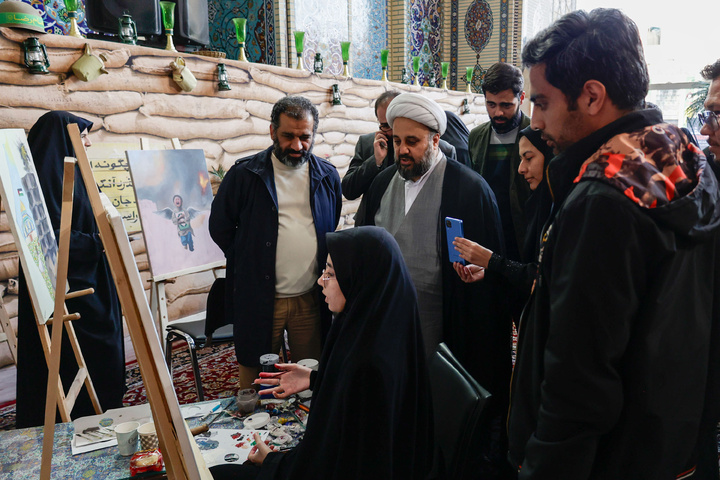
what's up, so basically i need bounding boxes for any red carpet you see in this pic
[123,341,239,406]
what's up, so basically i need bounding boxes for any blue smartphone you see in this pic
[445,217,465,265]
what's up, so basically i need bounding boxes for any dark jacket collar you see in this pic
[546,109,663,205]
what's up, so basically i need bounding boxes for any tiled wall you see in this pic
[207,0,276,65]
[16,0,90,36]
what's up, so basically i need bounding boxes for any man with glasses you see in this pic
[699,58,720,180]
[341,90,456,200]
[469,62,531,263]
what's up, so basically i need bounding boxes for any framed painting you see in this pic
[126,149,224,280]
[0,129,58,323]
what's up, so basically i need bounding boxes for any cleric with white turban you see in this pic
[385,92,447,135]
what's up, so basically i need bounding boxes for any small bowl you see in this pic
[236,388,259,415]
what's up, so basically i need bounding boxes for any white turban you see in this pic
[385,93,447,136]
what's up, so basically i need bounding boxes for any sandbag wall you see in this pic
[0,27,489,366]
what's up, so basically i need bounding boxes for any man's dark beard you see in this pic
[395,143,434,181]
[490,107,522,135]
[273,138,313,167]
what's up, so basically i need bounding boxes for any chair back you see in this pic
[428,342,492,479]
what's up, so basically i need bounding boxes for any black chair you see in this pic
[165,277,232,401]
[428,342,492,479]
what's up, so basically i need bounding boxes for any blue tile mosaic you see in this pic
[208,0,275,64]
[407,0,442,87]
[351,0,388,80]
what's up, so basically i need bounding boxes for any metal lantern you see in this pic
[401,68,410,85]
[22,37,50,74]
[428,71,436,88]
[217,63,231,91]
[118,13,137,45]
[462,98,470,114]
[331,84,342,106]
[313,53,323,74]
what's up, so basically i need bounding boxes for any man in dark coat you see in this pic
[210,96,341,389]
[355,92,513,479]
[700,58,720,181]
[508,9,720,478]
[342,90,459,200]
[468,62,531,262]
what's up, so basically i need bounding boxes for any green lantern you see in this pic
[159,1,176,52]
[118,13,138,45]
[22,37,50,75]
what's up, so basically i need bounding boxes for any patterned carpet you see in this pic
[0,341,238,431]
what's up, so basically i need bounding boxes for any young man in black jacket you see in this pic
[508,8,720,479]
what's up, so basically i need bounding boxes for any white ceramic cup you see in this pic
[138,421,159,451]
[296,359,319,398]
[115,421,140,456]
[297,358,319,371]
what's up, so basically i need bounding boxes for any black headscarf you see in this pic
[518,126,554,264]
[16,111,125,427]
[441,111,471,167]
[260,226,433,479]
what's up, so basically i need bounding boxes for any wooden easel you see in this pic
[0,199,18,363]
[41,158,99,480]
[66,123,206,479]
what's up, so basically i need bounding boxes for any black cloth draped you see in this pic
[16,111,125,427]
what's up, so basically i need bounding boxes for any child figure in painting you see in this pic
[155,194,200,252]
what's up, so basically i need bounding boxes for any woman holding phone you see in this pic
[453,126,554,293]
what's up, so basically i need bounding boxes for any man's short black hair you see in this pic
[701,59,720,82]
[374,90,401,118]
[481,62,524,97]
[271,96,319,133]
[522,8,649,111]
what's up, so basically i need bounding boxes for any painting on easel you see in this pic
[126,149,224,279]
[0,129,57,323]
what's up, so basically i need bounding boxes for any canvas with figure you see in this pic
[126,149,224,279]
[0,129,58,323]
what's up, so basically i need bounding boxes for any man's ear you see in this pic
[269,124,276,138]
[581,80,607,115]
[433,132,441,148]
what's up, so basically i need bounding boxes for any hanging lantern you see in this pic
[118,13,138,45]
[217,63,231,91]
[22,37,50,75]
[331,84,342,106]
[313,53,323,74]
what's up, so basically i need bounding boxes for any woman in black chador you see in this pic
[16,111,125,428]
[211,226,433,479]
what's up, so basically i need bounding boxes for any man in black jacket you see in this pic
[508,9,720,479]
[700,58,720,181]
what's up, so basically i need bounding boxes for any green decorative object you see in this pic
[65,0,82,38]
[294,31,305,69]
[380,49,389,81]
[332,84,342,106]
[233,18,248,61]
[466,67,473,93]
[341,41,351,76]
[159,1,176,51]
[441,62,449,90]
[412,56,420,86]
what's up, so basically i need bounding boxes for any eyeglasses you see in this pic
[320,268,335,285]
[378,123,392,133]
[698,111,720,132]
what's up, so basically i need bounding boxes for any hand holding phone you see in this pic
[445,217,465,265]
